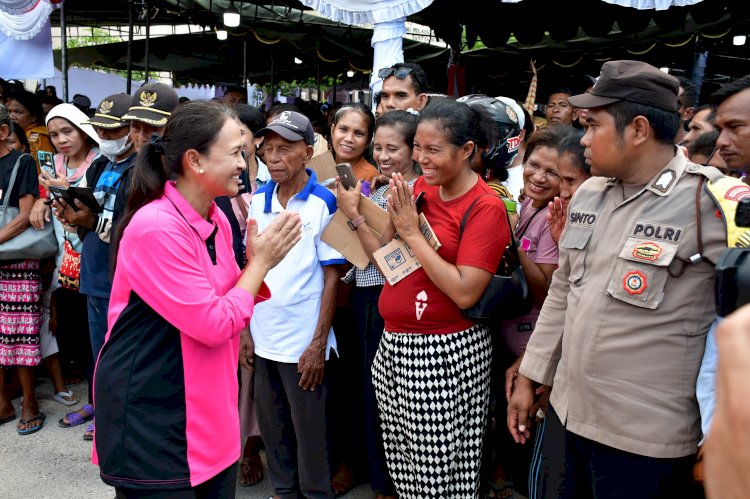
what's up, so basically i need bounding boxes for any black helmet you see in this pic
[458,94,522,179]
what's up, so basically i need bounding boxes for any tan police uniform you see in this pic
[520,148,750,459]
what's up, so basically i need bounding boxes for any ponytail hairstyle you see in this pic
[417,96,492,163]
[112,100,236,273]
[9,121,30,153]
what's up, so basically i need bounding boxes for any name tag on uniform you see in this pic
[568,210,598,227]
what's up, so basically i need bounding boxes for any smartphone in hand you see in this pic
[38,151,55,179]
[335,162,357,190]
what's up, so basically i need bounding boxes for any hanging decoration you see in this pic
[298,0,434,25]
[0,0,55,40]
[626,42,657,55]
[0,0,37,15]
[602,0,703,10]
[253,30,281,45]
[700,28,731,39]
[664,33,694,47]
[552,57,584,68]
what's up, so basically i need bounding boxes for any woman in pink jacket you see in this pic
[92,101,301,498]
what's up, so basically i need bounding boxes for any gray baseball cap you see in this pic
[256,110,314,145]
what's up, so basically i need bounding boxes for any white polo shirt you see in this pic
[247,169,345,363]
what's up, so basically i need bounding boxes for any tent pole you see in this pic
[60,0,68,102]
[691,50,708,103]
[269,54,276,109]
[317,64,321,102]
[127,0,134,93]
[144,0,150,83]
[243,40,247,87]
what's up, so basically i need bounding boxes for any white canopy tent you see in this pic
[300,0,707,105]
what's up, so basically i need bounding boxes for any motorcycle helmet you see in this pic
[458,94,522,180]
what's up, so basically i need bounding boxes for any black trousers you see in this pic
[114,461,238,499]
[255,356,334,499]
[535,405,704,499]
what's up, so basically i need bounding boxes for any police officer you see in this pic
[507,60,748,498]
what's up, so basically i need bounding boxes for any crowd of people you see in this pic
[1,57,750,499]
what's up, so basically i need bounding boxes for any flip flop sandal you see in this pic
[83,421,94,441]
[17,413,46,436]
[58,403,94,428]
[486,480,514,499]
[53,390,80,406]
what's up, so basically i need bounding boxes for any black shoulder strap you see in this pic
[459,193,521,272]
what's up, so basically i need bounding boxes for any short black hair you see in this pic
[235,104,265,135]
[267,103,300,121]
[388,62,428,95]
[225,85,247,97]
[710,74,750,106]
[678,76,698,108]
[557,130,589,175]
[689,104,715,125]
[41,95,62,106]
[606,100,681,145]
[687,129,719,160]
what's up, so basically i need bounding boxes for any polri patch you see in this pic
[631,241,662,262]
[651,169,676,193]
[623,270,648,295]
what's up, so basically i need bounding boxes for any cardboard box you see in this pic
[372,214,441,285]
[321,195,390,269]
[308,150,338,184]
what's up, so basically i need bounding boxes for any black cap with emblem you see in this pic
[82,93,132,129]
[121,82,179,127]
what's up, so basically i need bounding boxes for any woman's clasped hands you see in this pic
[386,172,420,241]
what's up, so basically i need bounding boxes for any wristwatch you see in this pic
[347,215,366,231]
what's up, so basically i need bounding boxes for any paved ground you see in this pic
[0,377,372,499]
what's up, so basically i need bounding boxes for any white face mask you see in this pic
[99,135,132,160]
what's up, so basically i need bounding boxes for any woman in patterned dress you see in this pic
[0,104,45,435]
[336,110,420,499]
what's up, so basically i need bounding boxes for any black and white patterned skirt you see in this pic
[372,324,492,498]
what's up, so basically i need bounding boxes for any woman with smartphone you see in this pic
[5,89,54,188]
[29,103,100,435]
[330,103,379,185]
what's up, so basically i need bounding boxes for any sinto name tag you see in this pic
[373,213,441,285]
